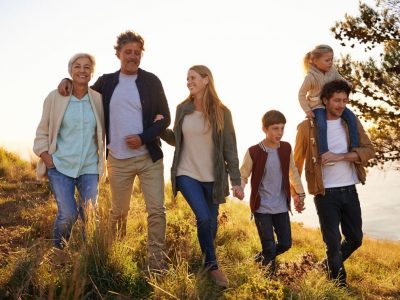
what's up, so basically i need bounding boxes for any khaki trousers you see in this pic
[107,153,166,268]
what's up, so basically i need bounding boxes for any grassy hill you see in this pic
[0,147,399,299]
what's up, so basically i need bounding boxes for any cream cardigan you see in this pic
[298,65,344,112]
[33,89,105,180]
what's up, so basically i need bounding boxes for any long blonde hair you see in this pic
[186,65,226,133]
[303,44,333,73]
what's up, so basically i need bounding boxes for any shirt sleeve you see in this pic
[222,109,241,186]
[239,149,253,189]
[289,150,305,196]
[352,118,375,165]
[294,121,309,177]
[138,76,171,144]
[298,75,313,113]
[33,91,53,157]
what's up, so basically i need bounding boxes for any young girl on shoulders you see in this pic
[298,44,359,162]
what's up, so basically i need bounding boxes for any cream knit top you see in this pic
[176,111,214,182]
[298,65,344,112]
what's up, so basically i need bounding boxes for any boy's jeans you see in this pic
[253,212,292,269]
[176,175,219,269]
[314,107,359,155]
[47,168,98,249]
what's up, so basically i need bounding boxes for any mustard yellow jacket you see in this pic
[294,118,375,196]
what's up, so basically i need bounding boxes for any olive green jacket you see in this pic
[161,100,241,204]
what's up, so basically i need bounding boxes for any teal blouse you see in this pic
[53,94,98,178]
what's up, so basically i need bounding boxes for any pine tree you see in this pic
[332,0,400,167]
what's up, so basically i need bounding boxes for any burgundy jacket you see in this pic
[248,142,292,212]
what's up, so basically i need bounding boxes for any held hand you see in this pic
[58,79,72,96]
[306,110,315,119]
[153,114,164,123]
[293,194,305,213]
[125,134,143,149]
[40,151,55,168]
[321,151,344,165]
[231,185,244,200]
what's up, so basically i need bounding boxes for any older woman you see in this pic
[161,65,243,287]
[33,53,105,250]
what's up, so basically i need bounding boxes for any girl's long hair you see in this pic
[186,65,225,133]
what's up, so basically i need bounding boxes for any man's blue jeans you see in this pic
[253,212,292,269]
[47,168,99,249]
[176,175,219,269]
[314,185,363,286]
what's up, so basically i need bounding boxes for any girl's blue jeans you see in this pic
[176,175,219,269]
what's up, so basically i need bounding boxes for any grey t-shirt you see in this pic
[107,73,148,159]
[256,144,288,214]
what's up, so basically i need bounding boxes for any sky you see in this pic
[1,1,399,241]
[0,0,368,160]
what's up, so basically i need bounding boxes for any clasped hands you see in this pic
[232,185,244,200]
[293,194,306,213]
[321,151,344,165]
[125,134,143,149]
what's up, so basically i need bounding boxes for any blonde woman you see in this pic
[34,53,105,250]
[162,65,243,288]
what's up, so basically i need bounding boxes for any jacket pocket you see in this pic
[305,169,317,195]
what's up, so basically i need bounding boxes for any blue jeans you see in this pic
[176,175,219,269]
[314,107,359,155]
[253,212,292,269]
[314,185,363,285]
[47,168,99,249]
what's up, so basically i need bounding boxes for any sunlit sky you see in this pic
[2,1,399,240]
[0,0,371,161]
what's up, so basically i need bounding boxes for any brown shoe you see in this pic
[148,252,169,275]
[209,269,229,288]
[147,260,169,276]
[49,247,69,266]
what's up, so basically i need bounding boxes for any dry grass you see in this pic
[0,147,35,181]
[0,149,399,299]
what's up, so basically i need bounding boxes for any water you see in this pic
[291,168,400,241]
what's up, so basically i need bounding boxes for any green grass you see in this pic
[0,149,399,299]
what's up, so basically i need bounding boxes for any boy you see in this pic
[239,110,305,273]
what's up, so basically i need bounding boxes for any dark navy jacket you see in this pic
[91,68,171,162]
